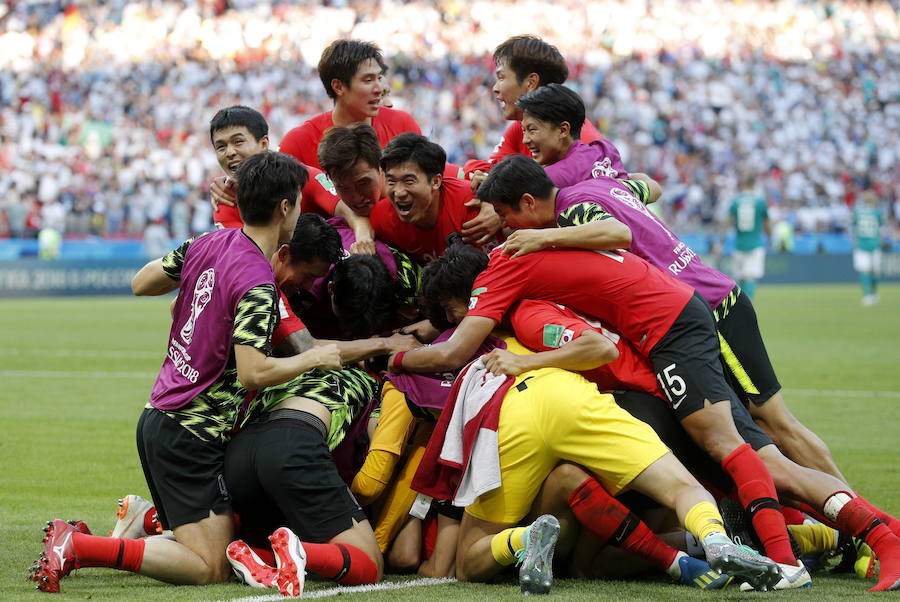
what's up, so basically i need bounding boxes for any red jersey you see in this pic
[463,118,602,176]
[370,176,479,265]
[510,299,663,397]
[279,107,421,170]
[466,247,693,356]
[214,164,340,228]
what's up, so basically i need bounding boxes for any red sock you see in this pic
[833,497,900,592]
[567,477,678,572]
[721,444,795,565]
[780,506,806,526]
[251,546,276,566]
[303,542,378,585]
[854,495,900,538]
[72,533,144,572]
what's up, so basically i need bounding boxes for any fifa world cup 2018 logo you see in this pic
[180,268,215,345]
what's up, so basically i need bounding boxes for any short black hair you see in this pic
[493,35,568,85]
[318,39,387,100]
[209,105,268,143]
[286,213,343,265]
[516,84,585,139]
[318,123,382,180]
[420,243,489,330]
[381,133,446,179]
[235,152,307,226]
[477,154,555,211]
[332,254,396,338]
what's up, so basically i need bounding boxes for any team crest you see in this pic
[180,268,215,345]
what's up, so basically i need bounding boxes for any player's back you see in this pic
[471,247,693,355]
[556,178,735,308]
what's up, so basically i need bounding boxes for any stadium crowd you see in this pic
[21,4,900,595]
[1,0,898,242]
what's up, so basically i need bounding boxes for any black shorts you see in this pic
[135,408,231,530]
[714,287,782,405]
[649,293,740,420]
[612,390,772,496]
[224,409,367,545]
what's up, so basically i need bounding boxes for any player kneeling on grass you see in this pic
[28,152,345,593]
[406,246,783,593]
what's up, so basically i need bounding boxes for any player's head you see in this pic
[318,123,383,216]
[381,133,446,229]
[330,254,396,337]
[492,35,568,120]
[477,154,556,230]
[318,39,387,119]
[235,152,307,240]
[210,106,270,178]
[420,243,489,327]
[517,84,584,165]
[273,213,343,297]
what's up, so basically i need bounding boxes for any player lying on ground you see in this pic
[493,296,900,592]
[408,245,785,592]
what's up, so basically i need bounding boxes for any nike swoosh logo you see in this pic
[53,532,72,566]
[672,395,687,409]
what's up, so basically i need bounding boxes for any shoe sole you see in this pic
[111,496,152,539]
[519,516,560,595]
[715,555,781,591]
[269,528,306,597]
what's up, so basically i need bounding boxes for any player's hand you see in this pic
[469,170,488,193]
[461,201,501,245]
[398,320,440,344]
[349,238,376,255]
[483,349,527,376]
[501,229,550,258]
[383,332,422,354]
[309,344,342,370]
[349,221,377,255]
[210,176,237,211]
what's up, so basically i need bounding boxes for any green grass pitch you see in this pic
[1,284,898,600]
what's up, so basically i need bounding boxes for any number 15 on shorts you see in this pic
[657,363,687,409]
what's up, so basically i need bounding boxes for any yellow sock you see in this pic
[788,523,837,555]
[490,527,528,566]
[685,502,727,541]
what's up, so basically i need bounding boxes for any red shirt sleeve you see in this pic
[301,165,340,216]
[580,119,603,143]
[466,251,530,323]
[213,203,243,229]
[509,300,593,352]
[271,292,306,348]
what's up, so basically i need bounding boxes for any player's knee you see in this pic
[387,543,420,573]
[548,462,592,495]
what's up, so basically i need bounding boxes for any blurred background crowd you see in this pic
[1,0,898,247]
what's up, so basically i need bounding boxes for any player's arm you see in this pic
[461,200,502,245]
[388,315,497,372]
[503,204,631,258]
[482,329,618,376]
[232,285,342,390]
[318,332,420,364]
[132,236,196,296]
[335,203,377,255]
[620,175,662,204]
